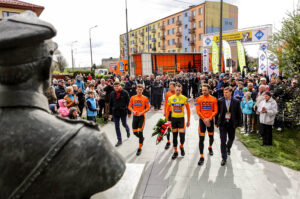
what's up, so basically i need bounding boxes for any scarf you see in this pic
[116,89,122,99]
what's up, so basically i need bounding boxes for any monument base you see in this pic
[91,163,145,199]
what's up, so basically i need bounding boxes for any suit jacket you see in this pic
[215,97,243,128]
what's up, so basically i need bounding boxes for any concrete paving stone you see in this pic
[144,184,168,198]
[167,176,190,199]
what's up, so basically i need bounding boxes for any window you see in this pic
[185,36,188,40]
[178,15,181,21]
[163,21,166,26]
[185,24,188,29]
[193,35,196,41]
[171,28,175,34]
[148,35,152,40]
[184,12,188,17]
[192,10,196,17]
[199,8,203,15]
[172,17,175,23]
[131,33,134,36]
[131,40,134,44]
[199,33,202,41]
[158,42,160,47]
[193,47,196,52]
[199,21,203,28]
[2,11,18,17]
[185,48,188,52]
[193,23,196,29]
[158,23,160,27]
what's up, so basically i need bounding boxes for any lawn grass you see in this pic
[81,116,108,126]
[236,129,300,171]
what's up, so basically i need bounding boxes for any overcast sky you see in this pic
[25,0,297,68]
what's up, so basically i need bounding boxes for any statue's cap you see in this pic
[0,11,57,66]
[0,11,56,50]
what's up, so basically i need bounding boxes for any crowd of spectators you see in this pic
[45,71,300,146]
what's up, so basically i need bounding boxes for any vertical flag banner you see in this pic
[236,41,246,72]
[258,50,268,74]
[202,48,209,72]
[223,40,232,73]
[266,50,279,79]
[212,41,219,74]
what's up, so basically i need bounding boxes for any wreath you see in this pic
[152,118,172,145]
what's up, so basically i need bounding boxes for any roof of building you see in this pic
[0,0,44,16]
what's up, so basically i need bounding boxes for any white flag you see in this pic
[266,50,279,80]
[222,40,232,73]
[258,50,268,75]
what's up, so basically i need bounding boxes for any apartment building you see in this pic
[120,1,238,59]
[0,0,44,20]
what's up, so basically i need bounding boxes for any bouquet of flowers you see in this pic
[152,118,171,145]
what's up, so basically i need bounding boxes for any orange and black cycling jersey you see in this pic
[195,95,218,121]
[164,90,175,115]
[128,94,150,116]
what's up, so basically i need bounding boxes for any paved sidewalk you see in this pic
[101,104,300,199]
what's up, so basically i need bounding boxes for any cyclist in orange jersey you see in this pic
[195,84,218,166]
[164,81,176,150]
[128,84,150,156]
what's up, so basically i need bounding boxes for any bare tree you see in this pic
[54,50,68,72]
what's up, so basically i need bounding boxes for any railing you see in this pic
[189,16,195,22]
[151,29,156,33]
[140,32,144,36]
[161,35,166,40]
[176,42,182,48]
[160,25,165,31]
[188,28,195,34]
[176,20,182,26]
[176,31,182,37]
[152,38,156,42]
[189,40,195,46]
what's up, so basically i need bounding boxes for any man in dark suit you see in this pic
[215,87,243,166]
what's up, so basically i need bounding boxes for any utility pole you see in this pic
[89,25,98,71]
[71,40,77,72]
[125,0,131,75]
[218,0,223,73]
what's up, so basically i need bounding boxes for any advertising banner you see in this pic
[266,50,279,79]
[252,27,271,42]
[202,48,209,72]
[212,41,219,74]
[214,31,252,42]
[258,50,268,74]
[236,41,246,71]
[222,40,232,73]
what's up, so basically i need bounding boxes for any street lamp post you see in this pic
[89,25,98,70]
[71,40,77,72]
[218,0,223,73]
[125,0,130,75]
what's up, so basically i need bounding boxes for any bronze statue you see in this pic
[0,11,125,199]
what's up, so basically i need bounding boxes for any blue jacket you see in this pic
[217,80,224,98]
[233,89,244,101]
[76,80,85,94]
[86,97,98,117]
[241,99,254,115]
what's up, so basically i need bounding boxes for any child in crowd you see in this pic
[58,99,69,117]
[86,90,99,122]
[241,92,254,134]
[69,107,79,119]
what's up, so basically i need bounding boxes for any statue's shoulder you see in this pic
[55,115,100,131]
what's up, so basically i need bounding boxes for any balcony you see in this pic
[161,45,166,50]
[140,31,144,36]
[152,47,157,51]
[189,16,195,22]
[176,42,182,48]
[188,28,196,34]
[161,35,166,40]
[152,38,156,42]
[176,20,182,26]
[140,41,144,45]
[160,25,165,31]
[189,40,195,46]
[151,29,156,33]
[134,34,137,39]
[176,31,182,37]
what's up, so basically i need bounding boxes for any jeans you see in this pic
[114,115,130,142]
[243,114,252,133]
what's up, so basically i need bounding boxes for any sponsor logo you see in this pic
[260,63,265,70]
[269,53,276,61]
[205,37,212,46]
[134,103,142,107]
[173,98,177,102]
[174,108,183,113]
[172,104,184,107]
[255,30,264,40]
[260,54,266,61]
[261,44,267,51]
[270,72,278,79]
[269,63,277,70]
[202,106,212,110]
